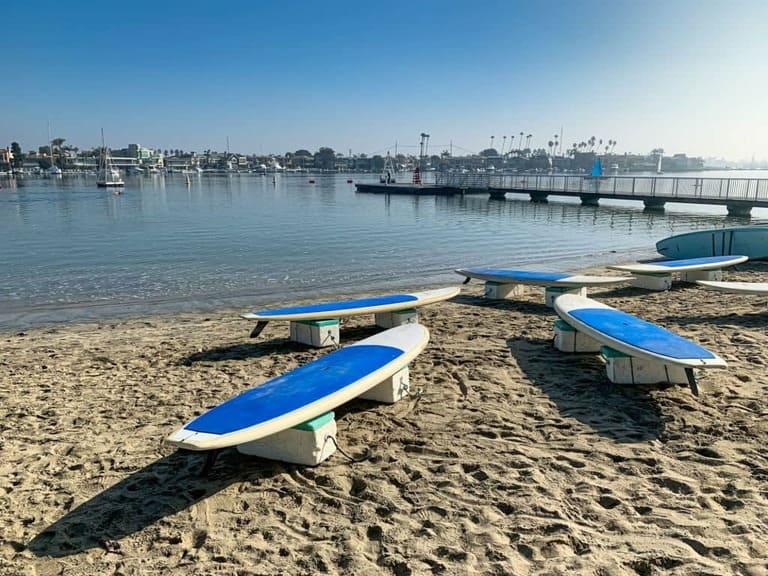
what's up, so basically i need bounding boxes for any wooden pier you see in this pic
[356,173,768,216]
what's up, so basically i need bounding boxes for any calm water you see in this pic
[2,171,767,329]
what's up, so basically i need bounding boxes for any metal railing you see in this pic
[434,172,768,203]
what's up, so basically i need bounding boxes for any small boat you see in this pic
[96,129,124,188]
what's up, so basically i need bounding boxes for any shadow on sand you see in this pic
[27,449,283,558]
[657,308,767,329]
[450,293,553,316]
[179,324,382,365]
[508,336,667,443]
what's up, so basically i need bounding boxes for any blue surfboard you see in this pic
[657,226,768,260]
[166,323,430,451]
[607,255,747,274]
[455,268,632,287]
[554,294,726,369]
[242,287,459,337]
[555,294,727,395]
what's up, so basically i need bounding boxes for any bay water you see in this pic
[2,171,766,329]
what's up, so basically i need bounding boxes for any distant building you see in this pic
[669,153,704,171]
[126,144,164,168]
[0,148,13,166]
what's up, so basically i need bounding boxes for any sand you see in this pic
[2,264,768,576]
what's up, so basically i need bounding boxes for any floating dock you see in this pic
[355,182,458,196]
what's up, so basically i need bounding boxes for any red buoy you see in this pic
[309,179,315,184]
[347,179,353,183]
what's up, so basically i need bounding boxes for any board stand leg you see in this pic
[630,273,672,291]
[249,321,269,339]
[484,281,526,300]
[200,449,221,476]
[685,368,699,396]
[681,269,722,283]
[289,320,340,348]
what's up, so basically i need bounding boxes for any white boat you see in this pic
[96,129,124,188]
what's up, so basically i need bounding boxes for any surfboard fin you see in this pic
[685,368,699,396]
[200,449,220,476]
[462,277,471,285]
[249,321,269,338]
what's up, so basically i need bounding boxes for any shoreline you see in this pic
[3,262,767,574]
[0,249,660,332]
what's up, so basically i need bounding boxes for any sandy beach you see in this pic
[2,263,768,576]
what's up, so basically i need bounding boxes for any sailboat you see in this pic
[96,129,124,188]
[47,121,62,176]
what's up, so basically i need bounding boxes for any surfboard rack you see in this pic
[249,321,269,338]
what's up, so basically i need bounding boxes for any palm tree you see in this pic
[51,138,65,166]
[519,131,524,152]
[611,140,617,153]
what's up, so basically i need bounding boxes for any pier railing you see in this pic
[434,172,768,203]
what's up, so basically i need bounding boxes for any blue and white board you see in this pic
[455,268,632,287]
[554,294,727,369]
[696,280,768,294]
[242,287,458,337]
[607,255,747,274]
[166,323,430,451]
[657,226,768,260]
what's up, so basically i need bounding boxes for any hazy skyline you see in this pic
[4,0,767,162]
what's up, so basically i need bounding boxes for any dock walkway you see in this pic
[356,173,768,216]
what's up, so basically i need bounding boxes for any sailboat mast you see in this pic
[100,128,106,172]
[48,121,54,168]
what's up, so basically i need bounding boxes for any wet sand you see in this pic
[2,264,768,575]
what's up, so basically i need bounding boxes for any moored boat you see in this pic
[96,129,124,188]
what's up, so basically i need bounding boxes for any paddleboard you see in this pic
[607,255,747,274]
[455,268,633,287]
[696,280,768,294]
[242,287,458,337]
[167,323,430,451]
[554,294,726,369]
[657,226,768,260]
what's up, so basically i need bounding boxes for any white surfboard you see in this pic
[696,280,768,294]
[455,268,632,287]
[167,323,430,451]
[242,287,458,337]
[554,294,727,369]
[607,255,747,274]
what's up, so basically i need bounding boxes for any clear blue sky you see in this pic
[3,0,766,161]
